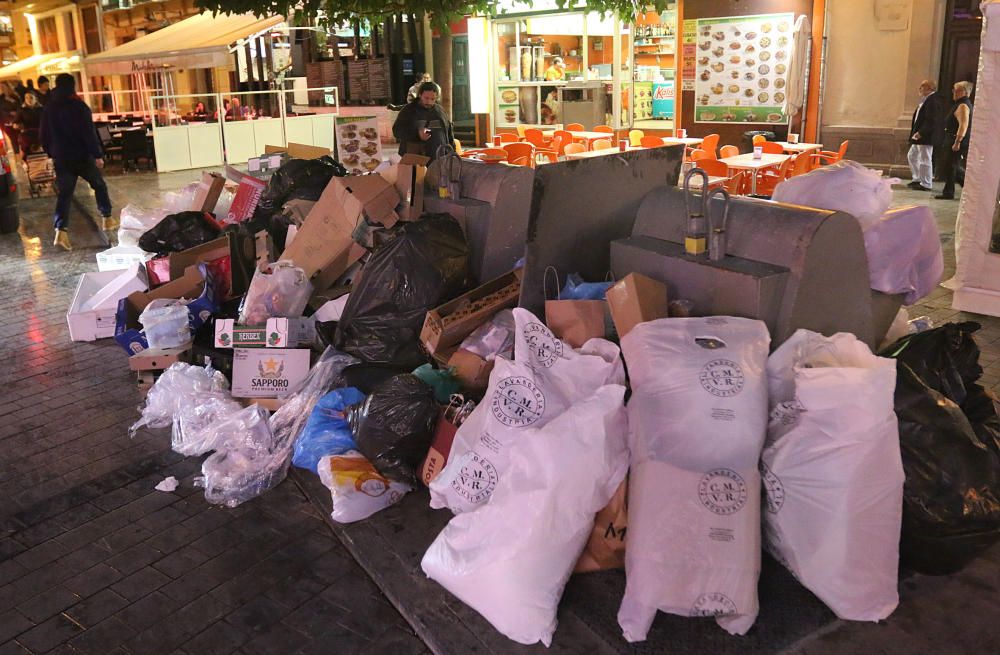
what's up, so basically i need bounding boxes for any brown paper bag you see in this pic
[574,478,628,573]
[543,267,613,348]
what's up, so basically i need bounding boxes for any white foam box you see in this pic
[231,348,311,398]
[67,265,149,341]
[97,245,155,272]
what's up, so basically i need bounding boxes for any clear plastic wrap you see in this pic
[238,260,313,325]
[139,299,192,349]
[172,393,244,456]
[129,362,229,436]
[118,205,167,248]
[458,309,515,360]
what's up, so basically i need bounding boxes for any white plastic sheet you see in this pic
[618,317,770,640]
[864,205,944,304]
[428,308,624,514]
[422,383,628,646]
[772,160,899,231]
[762,330,903,621]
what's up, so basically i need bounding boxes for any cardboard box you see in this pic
[231,347,312,398]
[128,346,191,372]
[96,245,155,272]
[247,153,286,175]
[392,154,429,221]
[225,166,267,223]
[265,142,331,159]
[191,172,226,214]
[447,348,494,392]
[242,397,288,411]
[168,232,254,300]
[280,176,395,283]
[214,317,316,349]
[255,230,274,268]
[114,264,220,355]
[420,269,522,356]
[420,410,459,486]
[605,273,669,338]
[282,199,315,226]
[67,265,149,341]
[136,370,158,396]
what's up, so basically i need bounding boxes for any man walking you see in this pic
[906,80,938,192]
[392,81,455,161]
[40,73,113,251]
[35,76,51,105]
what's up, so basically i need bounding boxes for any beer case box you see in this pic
[231,348,312,398]
[191,172,226,214]
[247,154,286,176]
[420,268,522,356]
[214,317,316,349]
[67,264,149,342]
[224,166,267,223]
[96,245,155,272]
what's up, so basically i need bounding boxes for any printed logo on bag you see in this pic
[759,461,786,514]
[355,473,389,497]
[698,469,748,515]
[699,359,745,397]
[491,376,546,427]
[522,322,563,368]
[691,592,738,617]
[452,452,499,504]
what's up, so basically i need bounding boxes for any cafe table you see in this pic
[774,141,823,154]
[567,130,617,148]
[563,146,646,161]
[719,152,792,194]
[661,137,705,148]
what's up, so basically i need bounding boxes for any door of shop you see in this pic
[452,36,473,124]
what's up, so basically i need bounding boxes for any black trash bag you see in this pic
[885,322,1000,574]
[256,156,347,216]
[338,362,412,394]
[138,211,221,255]
[335,215,470,367]
[349,374,439,485]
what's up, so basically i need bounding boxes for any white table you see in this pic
[719,153,792,194]
[563,146,644,160]
[682,175,729,190]
[662,137,705,147]
[774,141,823,154]
[567,130,616,148]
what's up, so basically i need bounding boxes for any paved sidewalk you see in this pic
[0,170,427,654]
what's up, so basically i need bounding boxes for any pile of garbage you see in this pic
[63,146,1000,648]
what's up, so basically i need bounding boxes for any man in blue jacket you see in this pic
[40,73,112,251]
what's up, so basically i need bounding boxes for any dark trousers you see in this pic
[54,159,112,230]
[941,143,968,199]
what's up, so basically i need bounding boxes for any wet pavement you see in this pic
[0,161,997,655]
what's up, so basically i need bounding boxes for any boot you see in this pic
[53,229,72,251]
[101,214,119,232]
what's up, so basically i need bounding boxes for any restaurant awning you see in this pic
[84,12,284,76]
[0,52,77,81]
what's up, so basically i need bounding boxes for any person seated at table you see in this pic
[192,101,207,116]
[215,99,231,120]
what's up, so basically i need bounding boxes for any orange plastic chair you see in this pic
[524,128,547,148]
[811,140,849,167]
[700,134,720,158]
[594,125,614,134]
[477,148,508,164]
[719,144,739,158]
[694,158,729,177]
[752,134,768,147]
[496,132,518,144]
[754,157,794,196]
[789,152,812,177]
[689,148,712,161]
[760,141,785,155]
[592,138,614,151]
[553,130,574,154]
[563,142,587,156]
[628,129,644,147]
[565,123,584,132]
[502,142,534,166]
[535,135,563,163]
[640,135,665,148]
[724,170,750,195]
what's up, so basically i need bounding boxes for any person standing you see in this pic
[392,81,455,161]
[35,76,50,105]
[40,73,113,251]
[906,80,938,192]
[14,92,44,154]
[407,73,434,104]
[936,81,973,201]
[0,82,21,155]
[545,57,566,81]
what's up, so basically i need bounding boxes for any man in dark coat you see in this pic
[392,81,455,161]
[40,73,112,251]
[906,80,939,191]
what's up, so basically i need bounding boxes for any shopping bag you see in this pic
[762,329,903,621]
[543,267,613,348]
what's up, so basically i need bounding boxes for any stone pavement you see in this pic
[0,168,428,655]
[0,163,997,655]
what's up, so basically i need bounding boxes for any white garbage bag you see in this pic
[863,205,944,304]
[618,317,770,640]
[762,329,903,621]
[317,450,411,523]
[422,383,628,647]
[771,160,898,231]
[428,307,624,514]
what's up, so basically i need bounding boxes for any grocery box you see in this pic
[67,264,149,341]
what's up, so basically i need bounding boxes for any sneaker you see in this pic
[101,214,119,231]
[934,194,955,200]
[53,229,72,251]
[906,181,924,190]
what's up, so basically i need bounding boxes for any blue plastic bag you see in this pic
[560,273,613,301]
[292,387,366,473]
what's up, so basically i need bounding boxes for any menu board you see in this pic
[347,61,371,101]
[368,58,390,100]
[336,116,382,174]
[693,13,794,124]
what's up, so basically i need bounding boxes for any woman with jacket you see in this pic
[15,92,44,154]
[936,81,973,200]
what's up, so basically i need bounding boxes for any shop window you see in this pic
[63,13,77,51]
[81,5,102,54]
[37,17,59,54]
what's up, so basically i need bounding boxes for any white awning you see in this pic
[84,12,284,76]
[0,52,77,80]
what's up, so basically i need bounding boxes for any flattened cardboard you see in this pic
[265,142,331,159]
[128,346,191,372]
[447,348,493,393]
[605,273,669,338]
[341,174,400,228]
[191,172,225,214]
[420,269,522,355]
[392,153,429,221]
[168,232,254,300]
[231,348,311,398]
